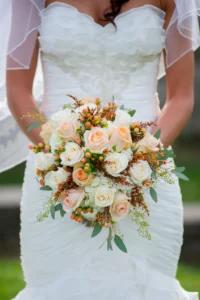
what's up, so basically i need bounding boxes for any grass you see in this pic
[0,260,199,300]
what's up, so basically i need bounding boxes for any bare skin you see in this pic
[7,0,194,147]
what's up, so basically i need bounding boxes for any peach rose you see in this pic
[110,125,132,152]
[84,128,109,153]
[72,164,93,186]
[56,120,78,141]
[80,97,96,105]
[109,191,130,222]
[40,120,55,144]
[62,189,85,213]
[135,132,159,153]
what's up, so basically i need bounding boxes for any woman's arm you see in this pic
[153,0,195,148]
[6,39,45,146]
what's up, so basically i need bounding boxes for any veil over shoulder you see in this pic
[0,0,200,172]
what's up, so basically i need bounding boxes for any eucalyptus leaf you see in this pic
[40,185,52,191]
[60,207,66,217]
[173,167,185,173]
[157,149,176,160]
[128,110,136,117]
[31,107,39,113]
[114,235,127,253]
[50,205,55,219]
[151,169,157,180]
[54,203,62,211]
[91,222,102,238]
[120,104,125,110]
[27,121,42,132]
[150,187,158,202]
[172,171,189,181]
[107,227,113,251]
[154,129,161,139]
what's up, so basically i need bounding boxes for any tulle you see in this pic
[0,0,200,172]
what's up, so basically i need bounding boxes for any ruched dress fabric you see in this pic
[13,4,199,300]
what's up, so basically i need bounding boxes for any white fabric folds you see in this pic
[0,0,200,172]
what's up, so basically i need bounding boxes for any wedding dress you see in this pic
[13,3,198,300]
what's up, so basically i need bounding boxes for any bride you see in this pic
[0,0,199,299]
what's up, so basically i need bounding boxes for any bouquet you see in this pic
[25,95,188,252]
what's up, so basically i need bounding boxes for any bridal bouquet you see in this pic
[26,95,188,252]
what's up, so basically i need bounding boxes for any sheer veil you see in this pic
[0,0,200,172]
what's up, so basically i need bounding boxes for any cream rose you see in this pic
[129,160,152,184]
[84,127,109,153]
[62,189,85,214]
[49,133,63,153]
[114,108,132,126]
[105,152,128,177]
[35,152,55,171]
[80,97,96,105]
[136,132,159,153]
[109,191,130,222]
[110,125,132,152]
[40,120,55,144]
[51,109,73,124]
[72,164,93,186]
[56,120,78,141]
[95,186,116,207]
[60,142,84,166]
[44,168,70,191]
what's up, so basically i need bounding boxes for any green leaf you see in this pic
[107,227,113,251]
[50,205,55,219]
[91,222,102,238]
[31,107,39,113]
[157,149,176,160]
[27,121,42,132]
[128,109,136,117]
[154,129,161,139]
[54,203,62,211]
[120,104,125,110]
[173,167,185,173]
[172,171,189,181]
[132,148,139,155]
[150,187,158,202]
[40,185,52,191]
[60,207,66,217]
[114,235,127,253]
[112,145,117,152]
[151,168,157,180]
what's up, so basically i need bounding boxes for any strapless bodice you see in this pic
[38,3,166,121]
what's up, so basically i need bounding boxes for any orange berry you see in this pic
[85,122,91,127]
[81,158,86,163]
[85,152,91,158]
[75,139,81,145]
[44,145,50,151]
[70,214,75,220]
[99,156,104,161]
[77,217,83,223]
[58,145,63,151]
[134,128,139,133]
[29,144,34,150]
[84,167,89,172]
[38,143,43,148]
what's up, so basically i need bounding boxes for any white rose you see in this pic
[40,120,55,144]
[44,168,70,191]
[75,103,97,114]
[51,109,72,124]
[135,132,159,153]
[95,186,116,207]
[60,142,84,166]
[35,152,55,171]
[129,160,152,184]
[105,152,128,177]
[106,121,115,137]
[114,108,132,126]
[49,133,63,153]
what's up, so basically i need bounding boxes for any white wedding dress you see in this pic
[13,3,198,300]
